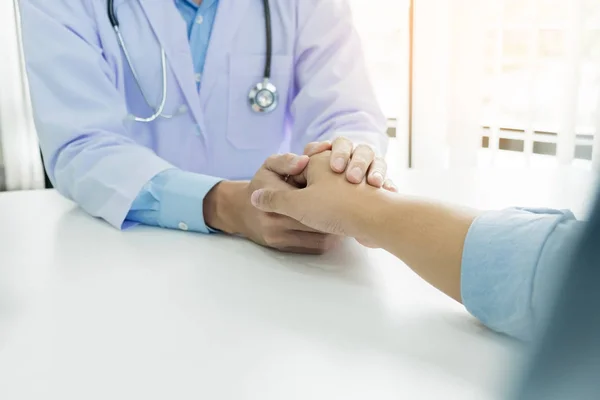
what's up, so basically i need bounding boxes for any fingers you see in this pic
[346,144,375,184]
[269,232,341,255]
[303,141,332,157]
[330,137,354,173]
[383,179,398,193]
[263,153,309,177]
[253,207,341,254]
[366,157,387,188]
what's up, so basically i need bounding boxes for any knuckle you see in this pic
[332,147,352,159]
[283,152,296,163]
[349,159,369,171]
[371,157,387,173]
[332,136,348,145]
[265,154,279,166]
[374,156,386,165]
[303,142,317,154]
[333,137,353,150]
[334,151,351,159]
[356,144,375,156]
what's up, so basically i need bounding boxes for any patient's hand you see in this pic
[250,151,396,245]
[303,138,392,188]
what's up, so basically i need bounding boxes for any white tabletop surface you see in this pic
[0,167,596,400]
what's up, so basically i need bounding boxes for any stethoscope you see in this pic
[107,0,278,123]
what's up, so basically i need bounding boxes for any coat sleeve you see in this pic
[20,0,173,228]
[290,0,389,155]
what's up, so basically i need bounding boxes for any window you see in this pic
[412,0,600,169]
[481,0,600,166]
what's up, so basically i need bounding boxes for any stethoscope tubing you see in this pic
[107,0,275,121]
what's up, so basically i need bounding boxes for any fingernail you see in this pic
[333,157,345,172]
[384,181,398,192]
[371,172,384,186]
[350,167,363,182]
[250,190,262,207]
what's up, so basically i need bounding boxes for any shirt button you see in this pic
[195,73,202,82]
[195,125,202,136]
[178,222,189,231]
[178,104,188,114]
[195,15,204,24]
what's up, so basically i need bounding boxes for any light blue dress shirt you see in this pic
[461,207,584,341]
[125,0,221,232]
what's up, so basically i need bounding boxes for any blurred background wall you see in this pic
[0,0,599,192]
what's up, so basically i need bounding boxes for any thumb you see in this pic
[251,188,297,217]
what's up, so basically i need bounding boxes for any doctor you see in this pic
[20,0,391,253]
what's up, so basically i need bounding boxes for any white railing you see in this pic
[0,0,45,190]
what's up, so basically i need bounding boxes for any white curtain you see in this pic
[411,0,600,170]
[411,0,485,169]
[0,0,45,191]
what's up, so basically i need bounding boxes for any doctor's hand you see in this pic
[250,151,395,247]
[204,154,341,254]
[303,137,397,192]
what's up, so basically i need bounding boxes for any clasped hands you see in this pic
[205,137,395,254]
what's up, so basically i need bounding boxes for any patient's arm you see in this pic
[251,152,584,340]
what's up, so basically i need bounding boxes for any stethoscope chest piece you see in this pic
[249,79,278,113]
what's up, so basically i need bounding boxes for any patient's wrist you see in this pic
[345,188,391,241]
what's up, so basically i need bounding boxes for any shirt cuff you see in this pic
[158,170,223,233]
[460,207,576,340]
[127,169,223,234]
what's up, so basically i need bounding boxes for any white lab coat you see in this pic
[20,0,387,226]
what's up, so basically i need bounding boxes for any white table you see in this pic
[0,168,595,400]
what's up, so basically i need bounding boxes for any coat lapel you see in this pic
[138,0,203,126]
[199,0,253,109]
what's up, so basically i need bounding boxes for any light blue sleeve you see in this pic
[125,169,223,233]
[461,208,585,341]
